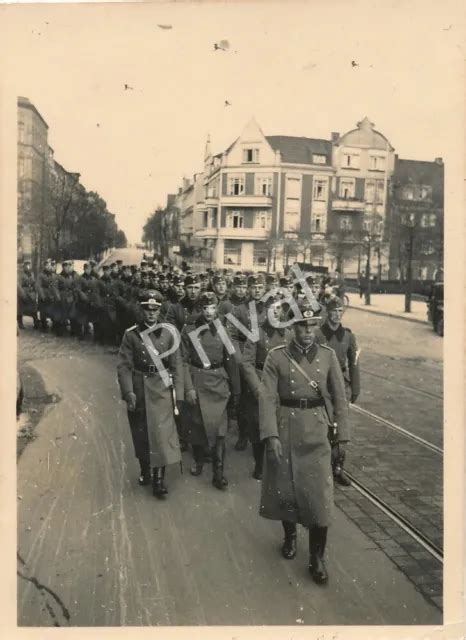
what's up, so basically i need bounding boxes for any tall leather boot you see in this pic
[17,316,25,330]
[281,520,297,559]
[152,466,168,499]
[308,526,329,584]
[212,438,228,490]
[190,445,204,476]
[252,441,265,480]
[138,459,151,486]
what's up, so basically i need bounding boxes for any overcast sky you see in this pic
[5,1,463,244]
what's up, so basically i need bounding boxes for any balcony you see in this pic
[205,196,219,207]
[332,197,365,213]
[194,226,271,240]
[222,194,272,207]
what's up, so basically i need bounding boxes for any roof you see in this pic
[265,136,332,165]
[394,157,444,189]
[17,96,49,130]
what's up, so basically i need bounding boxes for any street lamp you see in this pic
[363,222,381,306]
[401,212,416,313]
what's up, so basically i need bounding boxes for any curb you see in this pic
[348,305,428,325]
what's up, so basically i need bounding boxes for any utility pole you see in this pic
[404,224,414,312]
[364,233,372,305]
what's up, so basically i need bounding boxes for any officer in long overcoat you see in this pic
[241,299,291,480]
[17,259,39,329]
[97,265,119,344]
[55,260,77,336]
[315,296,360,486]
[117,289,183,498]
[74,262,95,339]
[181,291,240,490]
[259,300,349,584]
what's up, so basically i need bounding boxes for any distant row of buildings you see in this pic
[153,117,443,280]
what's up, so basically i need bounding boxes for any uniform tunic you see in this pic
[240,323,291,442]
[315,323,360,403]
[117,324,184,467]
[36,271,59,320]
[74,273,95,325]
[180,316,240,447]
[55,271,76,323]
[165,297,202,333]
[259,341,349,527]
[17,271,38,316]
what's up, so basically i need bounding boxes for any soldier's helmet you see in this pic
[199,291,217,307]
[139,289,163,307]
[293,298,322,325]
[326,296,344,312]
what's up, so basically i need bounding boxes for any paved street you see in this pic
[16,250,443,626]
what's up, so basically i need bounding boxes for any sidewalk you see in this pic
[347,292,428,324]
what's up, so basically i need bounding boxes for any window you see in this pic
[340,216,352,230]
[243,148,260,163]
[369,155,386,171]
[256,175,273,196]
[313,154,326,164]
[342,151,360,169]
[311,213,325,233]
[228,176,245,195]
[255,211,272,230]
[18,121,25,143]
[376,180,385,204]
[421,213,436,227]
[420,186,432,200]
[313,179,328,201]
[365,180,375,203]
[420,242,435,255]
[18,157,25,178]
[253,246,268,266]
[224,240,242,265]
[339,178,355,199]
[363,219,371,232]
[226,210,244,228]
[401,186,414,200]
[283,212,300,232]
[286,176,301,198]
[203,211,208,227]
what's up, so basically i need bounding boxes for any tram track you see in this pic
[360,368,443,401]
[350,404,443,455]
[343,471,443,563]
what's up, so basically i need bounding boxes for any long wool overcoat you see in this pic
[17,271,38,316]
[117,323,184,468]
[181,316,240,447]
[258,340,349,527]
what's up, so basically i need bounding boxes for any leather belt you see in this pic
[256,363,264,370]
[135,366,160,375]
[280,398,325,409]
[191,362,223,370]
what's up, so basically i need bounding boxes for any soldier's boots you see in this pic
[190,445,204,476]
[252,442,265,480]
[281,520,297,560]
[152,467,168,499]
[138,460,151,486]
[212,439,228,490]
[332,445,351,487]
[308,526,328,584]
[234,436,248,452]
[33,315,41,330]
[17,317,25,330]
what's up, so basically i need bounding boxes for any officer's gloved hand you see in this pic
[266,436,283,465]
[125,392,137,412]
[350,393,358,404]
[186,389,198,406]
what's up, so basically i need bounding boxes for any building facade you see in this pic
[17,96,49,265]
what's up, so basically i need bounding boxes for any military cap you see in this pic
[233,274,247,285]
[44,258,52,265]
[110,262,117,268]
[266,274,278,285]
[122,263,131,271]
[247,274,265,286]
[199,291,217,307]
[159,271,170,280]
[172,274,185,285]
[62,260,70,267]
[83,263,89,269]
[102,264,110,271]
[294,299,322,324]
[89,260,97,267]
[140,260,148,266]
[212,272,226,284]
[139,289,163,306]
[279,275,293,286]
[185,274,200,286]
[116,259,123,265]
[50,259,56,266]
[326,296,344,312]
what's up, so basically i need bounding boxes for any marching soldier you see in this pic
[181,291,240,489]
[74,262,95,339]
[241,299,291,479]
[97,265,119,344]
[55,260,77,336]
[36,258,57,332]
[17,259,39,330]
[259,299,349,584]
[315,296,360,487]
[165,274,202,333]
[117,289,183,498]
[228,273,268,451]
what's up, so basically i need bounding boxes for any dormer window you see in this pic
[243,148,260,163]
[369,155,386,171]
[342,151,360,169]
[313,154,326,164]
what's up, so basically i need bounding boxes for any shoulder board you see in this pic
[343,326,352,333]
[319,344,333,351]
[126,324,137,332]
[268,345,286,354]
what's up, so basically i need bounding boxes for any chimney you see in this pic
[434,157,443,165]
[331,132,340,143]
